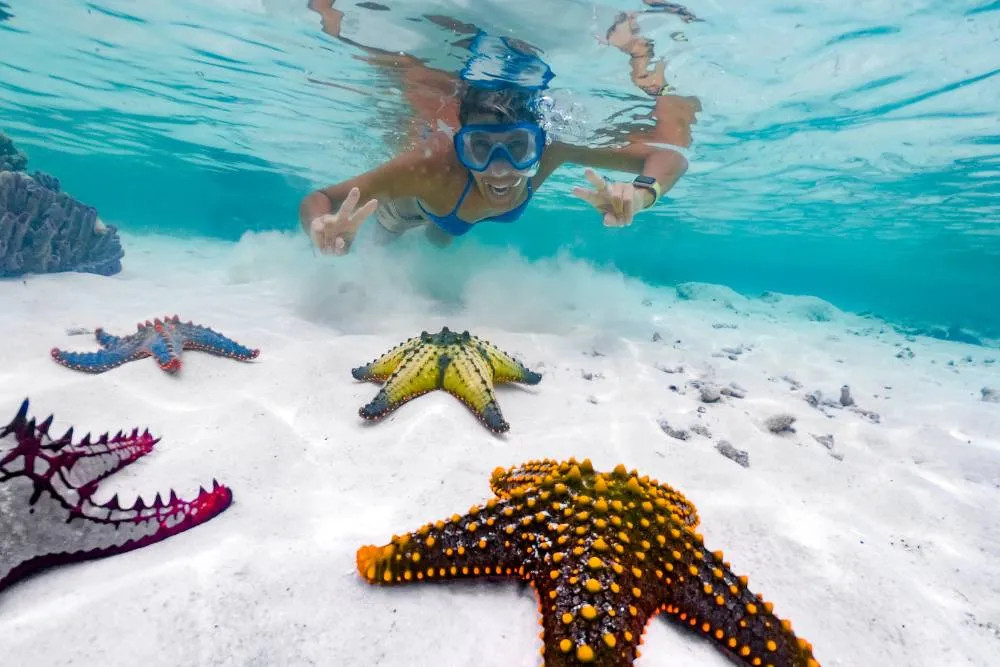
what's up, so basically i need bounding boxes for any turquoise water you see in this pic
[2,0,998,340]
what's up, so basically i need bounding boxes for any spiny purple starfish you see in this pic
[50,314,259,374]
[0,399,232,594]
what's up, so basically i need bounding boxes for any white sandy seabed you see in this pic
[0,231,998,667]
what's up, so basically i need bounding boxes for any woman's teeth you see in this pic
[487,177,521,197]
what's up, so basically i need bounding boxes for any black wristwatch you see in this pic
[632,175,662,209]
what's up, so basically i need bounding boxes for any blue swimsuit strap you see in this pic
[417,173,533,236]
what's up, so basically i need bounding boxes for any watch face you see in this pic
[634,175,656,186]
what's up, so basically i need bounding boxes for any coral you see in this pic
[0,131,27,172]
[0,170,124,277]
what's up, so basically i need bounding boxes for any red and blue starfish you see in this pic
[50,314,259,374]
[0,399,232,594]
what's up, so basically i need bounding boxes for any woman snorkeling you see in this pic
[300,17,699,255]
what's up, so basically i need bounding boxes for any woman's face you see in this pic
[463,113,537,207]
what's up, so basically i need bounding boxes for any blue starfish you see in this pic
[51,315,259,374]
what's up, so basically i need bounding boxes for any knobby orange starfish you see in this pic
[358,458,819,666]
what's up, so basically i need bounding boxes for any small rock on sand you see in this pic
[812,434,835,450]
[699,385,721,403]
[716,440,749,468]
[765,414,797,433]
[657,419,689,441]
[690,423,712,438]
[782,375,803,390]
[839,385,855,406]
[720,384,746,399]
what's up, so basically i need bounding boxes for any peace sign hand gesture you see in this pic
[572,169,651,227]
[309,187,379,255]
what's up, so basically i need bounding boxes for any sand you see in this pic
[1,231,998,666]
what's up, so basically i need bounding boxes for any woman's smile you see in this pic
[479,174,524,203]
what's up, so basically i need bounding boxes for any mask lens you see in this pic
[505,133,531,162]
[457,123,543,171]
[468,134,495,164]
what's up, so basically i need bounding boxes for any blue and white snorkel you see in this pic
[458,32,555,93]
[455,33,554,177]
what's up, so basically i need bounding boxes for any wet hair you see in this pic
[458,83,542,126]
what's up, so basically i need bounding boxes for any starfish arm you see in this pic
[59,429,158,487]
[0,400,232,593]
[357,495,535,586]
[493,461,701,528]
[175,319,259,361]
[148,328,182,372]
[535,575,644,667]
[443,348,509,433]
[94,325,152,349]
[352,336,423,382]
[50,337,149,373]
[651,540,818,667]
[95,327,125,348]
[357,345,445,421]
[1,480,231,593]
[473,336,542,385]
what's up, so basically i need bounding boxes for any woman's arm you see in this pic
[298,136,450,253]
[546,139,688,205]
[299,147,430,233]
[537,94,700,225]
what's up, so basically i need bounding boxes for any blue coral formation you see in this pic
[0,132,28,172]
[0,132,124,277]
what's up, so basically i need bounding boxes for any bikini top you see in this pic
[417,173,533,236]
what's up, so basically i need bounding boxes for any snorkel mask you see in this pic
[454,122,546,176]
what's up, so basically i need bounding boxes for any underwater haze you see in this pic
[2,0,999,339]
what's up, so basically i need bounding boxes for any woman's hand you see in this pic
[572,169,652,227]
[308,187,379,255]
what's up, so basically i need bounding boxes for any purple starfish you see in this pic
[0,399,232,594]
[51,314,259,374]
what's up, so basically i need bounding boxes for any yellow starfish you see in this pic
[358,458,820,666]
[352,327,542,433]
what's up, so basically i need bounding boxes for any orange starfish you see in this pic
[358,458,820,666]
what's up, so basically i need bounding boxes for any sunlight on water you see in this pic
[1,0,998,337]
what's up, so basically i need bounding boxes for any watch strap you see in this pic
[632,176,662,209]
